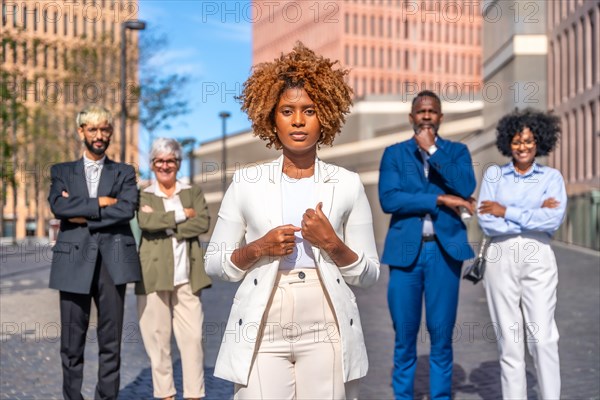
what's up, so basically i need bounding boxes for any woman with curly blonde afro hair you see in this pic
[206,42,380,399]
[239,41,353,149]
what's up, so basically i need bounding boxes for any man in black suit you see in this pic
[48,105,141,400]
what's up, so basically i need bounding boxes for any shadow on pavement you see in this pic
[410,356,538,400]
[119,362,234,400]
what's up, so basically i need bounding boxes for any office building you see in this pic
[1,0,141,240]
[253,0,483,98]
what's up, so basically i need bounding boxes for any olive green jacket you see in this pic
[135,183,211,295]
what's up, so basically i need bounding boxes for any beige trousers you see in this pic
[234,269,359,400]
[484,233,560,399]
[137,283,205,399]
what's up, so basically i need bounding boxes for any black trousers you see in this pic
[59,255,126,400]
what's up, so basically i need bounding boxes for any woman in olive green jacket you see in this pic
[136,138,211,400]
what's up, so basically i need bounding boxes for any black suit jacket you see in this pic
[48,157,141,294]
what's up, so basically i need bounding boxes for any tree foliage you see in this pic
[134,30,190,141]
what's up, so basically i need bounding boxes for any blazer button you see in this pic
[298,271,306,279]
[337,278,340,284]
[350,319,353,326]
[238,319,243,326]
[254,279,258,286]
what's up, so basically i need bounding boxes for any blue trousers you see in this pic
[388,240,462,400]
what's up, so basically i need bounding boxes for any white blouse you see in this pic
[280,176,317,270]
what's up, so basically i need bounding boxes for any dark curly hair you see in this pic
[495,108,561,157]
[238,42,353,149]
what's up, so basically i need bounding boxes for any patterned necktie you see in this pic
[86,163,100,198]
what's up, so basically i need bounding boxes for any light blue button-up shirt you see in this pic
[477,162,567,237]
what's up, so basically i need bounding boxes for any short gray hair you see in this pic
[76,105,113,127]
[150,138,183,162]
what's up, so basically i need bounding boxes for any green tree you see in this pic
[134,31,191,143]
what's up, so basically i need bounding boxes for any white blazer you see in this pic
[205,156,380,385]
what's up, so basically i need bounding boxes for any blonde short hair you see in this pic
[76,105,113,127]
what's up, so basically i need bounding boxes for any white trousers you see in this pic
[483,233,560,400]
[137,283,205,399]
[234,269,359,400]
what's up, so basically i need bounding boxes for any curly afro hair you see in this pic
[495,108,561,157]
[238,42,353,149]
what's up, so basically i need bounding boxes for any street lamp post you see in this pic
[219,111,231,195]
[179,137,197,185]
[120,20,146,163]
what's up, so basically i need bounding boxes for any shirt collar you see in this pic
[144,180,191,198]
[502,161,544,177]
[418,137,438,159]
[83,153,106,167]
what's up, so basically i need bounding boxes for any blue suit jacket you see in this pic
[378,136,476,267]
[47,158,141,294]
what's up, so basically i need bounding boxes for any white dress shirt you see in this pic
[147,181,190,286]
[280,176,317,270]
[419,143,438,236]
[83,153,105,198]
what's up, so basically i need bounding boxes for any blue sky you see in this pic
[138,1,253,173]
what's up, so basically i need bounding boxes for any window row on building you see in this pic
[350,76,481,98]
[344,44,481,76]
[2,2,127,41]
[548,0,595,29]
[550,99,599,184]
[346,0,478,13]
[1,39,119,76]
[343,12,481,45]
[548,5,599,108]
[6,75,123,107]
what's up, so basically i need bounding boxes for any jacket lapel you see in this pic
[408,138,427,183]
[74,158,90,198]
[97,158,115,197]
[266,155,284,228]
[312,158,335,263]
[315,159,334,219]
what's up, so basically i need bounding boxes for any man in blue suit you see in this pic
[379,90,476,399]
[48,105,140,400]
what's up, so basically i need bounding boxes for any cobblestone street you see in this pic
[1,242,598,399]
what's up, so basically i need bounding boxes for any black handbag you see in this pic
[462,236,490,284]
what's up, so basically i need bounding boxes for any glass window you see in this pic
[345,13,349,33]
[33,42,38,67]
[590,11,596,85]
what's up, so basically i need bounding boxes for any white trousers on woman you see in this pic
[483,233,560,400]
[137,283,205,399]
[234,269,359,400]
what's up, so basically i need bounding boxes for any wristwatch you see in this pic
[427,144,438,155]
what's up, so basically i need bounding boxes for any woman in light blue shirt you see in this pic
[478,109,566,400]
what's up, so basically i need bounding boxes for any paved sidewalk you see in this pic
[1,242,598,399]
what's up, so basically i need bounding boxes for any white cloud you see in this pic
[190,18,251,44]
[145,48,205,75]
